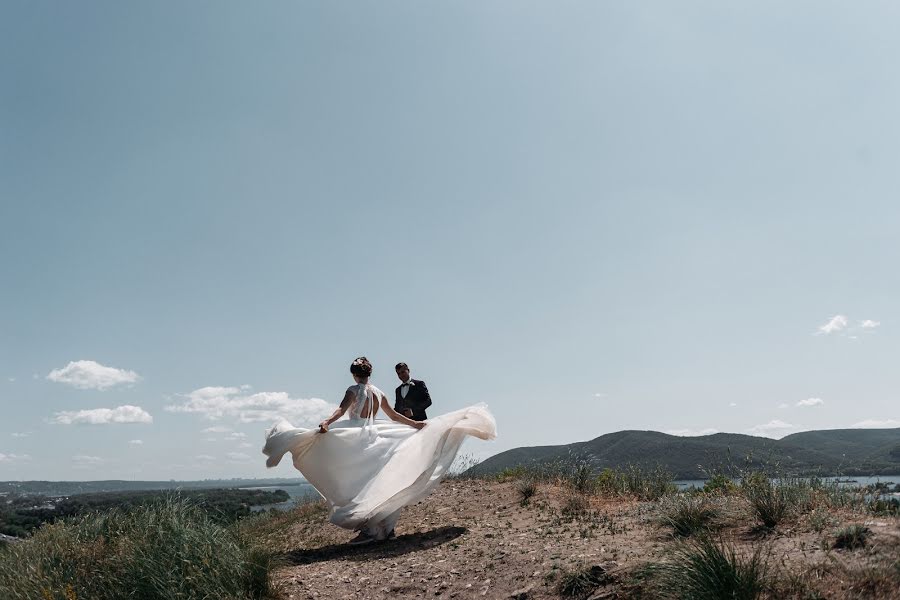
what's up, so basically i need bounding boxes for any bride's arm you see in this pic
[319,389,354,432]
[380,394,425,430]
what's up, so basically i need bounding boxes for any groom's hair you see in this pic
[395,362,408,371]
[350,356,373,377]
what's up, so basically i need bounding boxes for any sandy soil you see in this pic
[266,479,900,599]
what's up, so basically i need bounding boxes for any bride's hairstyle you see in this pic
[350,356,373,378]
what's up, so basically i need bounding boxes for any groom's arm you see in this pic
[417,380,433,412]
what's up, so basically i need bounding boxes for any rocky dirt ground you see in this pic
[259,479,900,599]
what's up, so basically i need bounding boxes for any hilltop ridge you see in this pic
[469,427,900,479]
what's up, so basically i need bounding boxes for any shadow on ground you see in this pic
[282,526,467,565]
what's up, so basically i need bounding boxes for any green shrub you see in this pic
[595,468,621,494]
[496,465,528,481]
[739,470,768,490]
[594,465,676,500]
[568,461,597,494]
[620,465,677,501]
[0,495,279,600]
[537,457,598,493]
[702,473,737,496]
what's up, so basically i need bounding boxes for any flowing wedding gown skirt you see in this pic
[262,404,496,539]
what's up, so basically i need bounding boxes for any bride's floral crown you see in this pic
[350,356,373,377]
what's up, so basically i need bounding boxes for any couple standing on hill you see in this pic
[263,358,496,545]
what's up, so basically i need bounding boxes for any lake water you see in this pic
[242,482,320,511]
[674,475,900,490]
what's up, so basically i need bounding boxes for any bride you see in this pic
[263,357,496,545]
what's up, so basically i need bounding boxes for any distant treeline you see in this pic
[0,488,289,538]
[0,478,306,497]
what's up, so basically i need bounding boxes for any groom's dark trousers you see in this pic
[394,379,432,421]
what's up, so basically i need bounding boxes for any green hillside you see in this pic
[470,428,900,479]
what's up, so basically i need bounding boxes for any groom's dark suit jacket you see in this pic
[394,379,432,421]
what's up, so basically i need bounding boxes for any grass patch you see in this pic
[868,497,899,516]
[839,561,900,598]
[562,493,590,517]
[658,494,719,537]
[515,478,537,506]
[0,495,280,600]
[596,465,676,501]
[805,508,833,533]
[237,498,328,553]
[833,525,871,550]
[447,453,481,479]
[646,536,771,600]
[557,565,610,599]
[743,477,791,529]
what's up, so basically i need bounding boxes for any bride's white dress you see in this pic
[262,383,496,540]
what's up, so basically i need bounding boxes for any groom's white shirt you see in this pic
[400,375,415,399]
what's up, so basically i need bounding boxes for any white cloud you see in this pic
[7,377,15,383]
[664,428,719,437]
[0,453,30,462]
[196,454,216,461]
[227,452,251,461]
[860,319,881,329]
[228,432,247,439]
[238,442,254,449]
[593,392,607,398]
[11,432,30,438]
[47,360,141,390]
[817,315,848,335]
[166,386,334,425]
[72,455,103,466]
[202,426,232,434]
[129,439,144,445]
[778,403,790,409]
[797,397,824,407]
[747,420,797,438]
[851,419,900,428]
[729,402,737,407]
[52,405,153,425]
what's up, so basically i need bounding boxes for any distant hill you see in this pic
[468,428,900,479]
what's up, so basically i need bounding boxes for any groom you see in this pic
[394,362,432,420]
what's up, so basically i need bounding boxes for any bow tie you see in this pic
[401,381,414,386]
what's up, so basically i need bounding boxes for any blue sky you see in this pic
[2,1,898,480]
